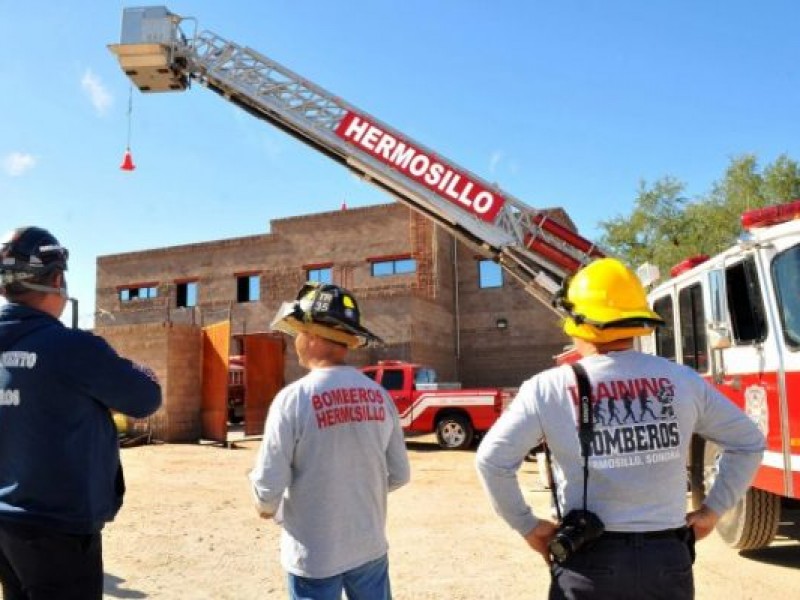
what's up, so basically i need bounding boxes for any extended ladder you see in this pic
[109,6,604,310]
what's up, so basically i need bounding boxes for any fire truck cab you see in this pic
[641,200,800,550]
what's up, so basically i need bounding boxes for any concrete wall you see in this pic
[96,322,202,442]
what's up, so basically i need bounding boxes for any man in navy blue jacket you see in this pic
[0,226,162,600]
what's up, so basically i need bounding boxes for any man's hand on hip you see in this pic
[523,520,558,565]
[686,504,719,541]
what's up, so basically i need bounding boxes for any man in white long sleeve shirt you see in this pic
[250,282,410,600]
[476,258,764,600]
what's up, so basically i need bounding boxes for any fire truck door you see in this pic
[380,368,413,422]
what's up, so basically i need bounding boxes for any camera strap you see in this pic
[545,362,594,520]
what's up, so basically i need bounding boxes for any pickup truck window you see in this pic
[414,368,437,385]
[381,370,405,391]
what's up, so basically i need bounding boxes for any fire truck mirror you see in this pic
[708,325,732,350]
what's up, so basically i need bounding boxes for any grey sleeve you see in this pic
[475,386,544,536]
[385,398,410,492]
[248,390,295,513]
[694,381,765,515]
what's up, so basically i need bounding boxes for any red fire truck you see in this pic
[361,360,513,450]
[109,6,797,549]
[638,200,800,550]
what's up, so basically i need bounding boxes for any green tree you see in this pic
[763,154,800,204]
[598,177,692,275]
[597,154,800,280]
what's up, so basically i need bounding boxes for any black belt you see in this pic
[602,527,687,541]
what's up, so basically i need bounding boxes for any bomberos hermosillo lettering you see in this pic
[335,112,505,222]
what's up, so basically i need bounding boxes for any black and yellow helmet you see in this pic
[0,227,69,294]
[270,282,383,348]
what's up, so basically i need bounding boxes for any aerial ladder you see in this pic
[109,6,604,311]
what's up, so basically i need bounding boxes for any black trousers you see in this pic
[0,521,103,600]
[549,530,694,600]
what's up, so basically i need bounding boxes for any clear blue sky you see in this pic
[2,1,799,326]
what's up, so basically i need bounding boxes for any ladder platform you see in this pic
[108,43,188,92]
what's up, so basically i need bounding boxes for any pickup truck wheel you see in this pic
[435,415,474,450]
[690,438,779,550]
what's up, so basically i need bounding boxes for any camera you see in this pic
[548,509,605,564]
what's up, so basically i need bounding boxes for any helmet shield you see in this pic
[0,227,69,294]
[270,282,383,348]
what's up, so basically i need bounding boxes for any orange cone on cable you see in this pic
[120,148,136,171]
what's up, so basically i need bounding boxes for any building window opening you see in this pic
[478,260,503,288]
[306,267,332,284]
[371,258,416,277]
[119,285,158,303]
[176,281,198,308]
[237,274,260,303]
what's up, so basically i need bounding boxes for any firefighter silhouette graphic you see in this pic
[621,392,638,423]
[606,397,623,425]
[656,387,676,419]
[593,399,606,427]
[638,388,658,420]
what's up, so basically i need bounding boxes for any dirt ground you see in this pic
[100,434,800,600]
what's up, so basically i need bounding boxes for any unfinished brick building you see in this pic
[96,202,573,391]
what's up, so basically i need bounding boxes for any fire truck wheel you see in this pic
[717,487,781,550]
[690,438,780,550]
[435,414,474,450]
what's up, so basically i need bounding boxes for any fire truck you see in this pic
[636,201,800,550]
[108,7,797,549]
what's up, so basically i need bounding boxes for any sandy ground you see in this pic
[100,434,800,600]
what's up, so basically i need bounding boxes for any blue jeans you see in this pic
[287,554,391,600]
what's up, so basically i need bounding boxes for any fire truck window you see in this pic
[362,370,377,382]
[653,296,676,362]
[773,246,800,349]
[678,284,708,372]
[380,370,405,391]
[725,257,766,344]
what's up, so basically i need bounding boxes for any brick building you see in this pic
[96,202,573,389]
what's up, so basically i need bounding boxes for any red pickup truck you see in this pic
[361,360,514,449]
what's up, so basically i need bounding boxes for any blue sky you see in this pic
[2,1,799,325]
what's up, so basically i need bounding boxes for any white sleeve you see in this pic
[475,382,545,536]
[248,389,296,514]
[385,400,411,492]
[694,380,765,515]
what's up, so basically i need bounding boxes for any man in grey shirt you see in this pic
[476,258,764,599]
[250,282,410,600]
